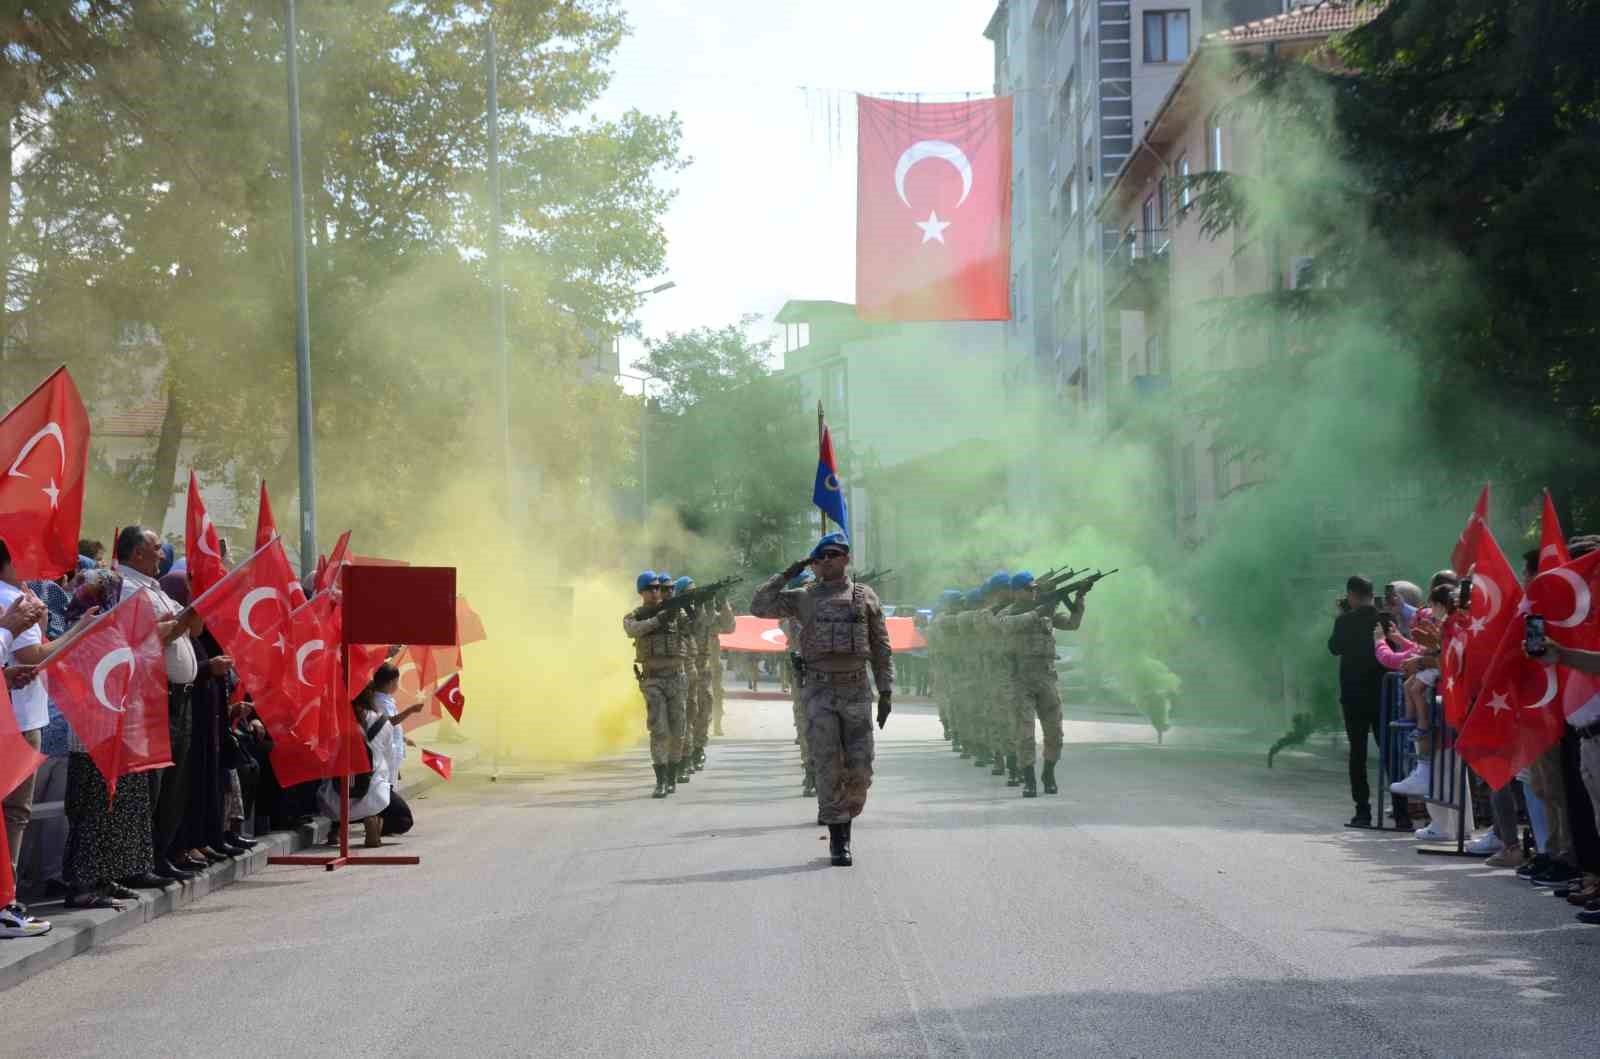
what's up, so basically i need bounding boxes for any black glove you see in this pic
[876,694,891,729]
[782,558,810,581]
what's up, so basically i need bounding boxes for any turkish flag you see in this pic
[185,472,227,599]
[0,366,90,580]
[255,483,307,608]
[856,95,1012,321]
[1439,611,1472,729]
[39,589,172,802]
[1523,547,1600,717]
[388,645,444,732]
[1538,491,1570,573]
[885,617,927,652]
[1450,485,1489,575]
[314,530,352,595]
[718,615,787,653]
[191,536,299,700]
[1458,526,1523,717]
[435,673,465,723]
[1456,621,1567,789]
[420,748,452,781]
[255,593,362,787]
[0,680,45,906]
[347,642,389,693]
[456,596,486,645]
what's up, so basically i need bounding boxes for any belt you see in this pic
[1576,720,1600,741]
[807,667,868,685]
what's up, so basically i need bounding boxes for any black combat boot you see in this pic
[828,823,852,867]
[664,762,678,794]
[956,736,970,757]
[802,766,817,797]
[652,765,668,799]
[677,757,691,784]
[1021,765,1038,798]
[973,745,991,767]
[941,723,951,741]
[693,747,707,770]
[1041,760,1058,795]
[1005,753,1021,786]
[951,733,963,754]
[842,820,853,865]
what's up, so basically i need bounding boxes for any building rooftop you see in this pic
[775,300,857,325]
[1205,1,1371,46]
[97,398,168,438]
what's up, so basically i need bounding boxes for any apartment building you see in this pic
[983,0,1287,411]
[1096,1,1372,545]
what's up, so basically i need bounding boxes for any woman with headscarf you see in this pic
[59,570,166,907]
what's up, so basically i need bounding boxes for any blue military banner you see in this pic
[813,421,849,536]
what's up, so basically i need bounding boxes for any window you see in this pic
[1141,194,1157,240]
[1179,443,1197,519]
[1177,155,1192,209]
[1143,11,1190,63]
[1206,114,1224,170]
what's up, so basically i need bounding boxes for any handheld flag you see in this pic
[420,748,452,781]
[0,681,45,906]
[1450,485,1489,575]
[435,673,465,723]
[813,420,849,536]
[0,366,91,579]
[1539,491,1570,573]
[185,472,227,598]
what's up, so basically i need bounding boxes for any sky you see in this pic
[590,0,996,374]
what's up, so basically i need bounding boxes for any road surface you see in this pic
[7,697,1597,1058]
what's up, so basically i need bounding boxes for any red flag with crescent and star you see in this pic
[435,673,465,723]
[190,536,299,700]
[254,483,306,608]
[1455,618,1568,790]
[252,591,363,787]
[856,95,1012,321]
[38,590,171,802]
[1457,526,1523,721]
[1524,546,1600,717]
[1450,485,1489,575]
[185,472,227,599]
[0,366,90,580]
[1538,491,1570,574]
[0,680,45,906]
[421,748,452,781]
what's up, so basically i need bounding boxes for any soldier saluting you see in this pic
[751,532,893,867]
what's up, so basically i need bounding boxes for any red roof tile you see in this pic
[97,398,168,437]
[1206,1,1374,45]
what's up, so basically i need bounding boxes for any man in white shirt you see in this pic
[0,540,57,937]
[113,526,203,881]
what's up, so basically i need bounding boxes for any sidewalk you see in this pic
[0,763,451,993]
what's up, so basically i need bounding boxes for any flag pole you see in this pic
[817,401,827,538]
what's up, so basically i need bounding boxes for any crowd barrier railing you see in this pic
[1378,672,1482,857]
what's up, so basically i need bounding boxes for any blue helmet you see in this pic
[965,588,985,604]
[673,575,695,594]
[940,588,963,605]
[654,571,673,587]
[787,568,817,589]
[635,570,659,593]
[809,531,851,560]
[1010,571,1035,589]
[984,571,1012,595]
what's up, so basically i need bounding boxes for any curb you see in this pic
[0,816,330,994]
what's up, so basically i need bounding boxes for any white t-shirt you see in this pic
[376,691,405,778]
[0,582,48,732]
[116,565,198,684]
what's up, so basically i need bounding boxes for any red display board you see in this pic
[341,565,457,647]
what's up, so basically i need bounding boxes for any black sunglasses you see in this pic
[817,550,847,560]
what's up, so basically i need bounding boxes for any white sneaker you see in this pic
[1414,823,1452,842]
[1391,762,1433,797]
[0,903,51,939]
[1466,831,1505,855]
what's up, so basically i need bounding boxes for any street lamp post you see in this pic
[615,280,676,519]
[485,17,512,511]
[284,0,316,576]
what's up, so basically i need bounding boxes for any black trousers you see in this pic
[380,790,413,836]
[1562,729,1600,872]
[1343,695,1414,819]
[150,684,193,861]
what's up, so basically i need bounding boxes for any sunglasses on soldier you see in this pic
[817,550,846,561]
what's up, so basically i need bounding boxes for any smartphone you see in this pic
[1525,614,1549,658]
[1457,579,1473,610]
[1377,610,1396,634]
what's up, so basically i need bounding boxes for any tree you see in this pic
[636,319,812,572]
[7,0,683,546]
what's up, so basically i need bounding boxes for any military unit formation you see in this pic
[625,532,1111,867]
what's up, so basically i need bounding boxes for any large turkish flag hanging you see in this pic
[856,95,1012,321]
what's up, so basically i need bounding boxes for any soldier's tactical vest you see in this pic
[799,582,870,663]
[695,608,720,656]
[630,608,687,665]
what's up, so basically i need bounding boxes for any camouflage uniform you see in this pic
[692,600,736,752]
[752,573,893,824]
[951,609,982,757]
[977,609,1011,771]
[623,604,689,767]
[926,613,950,738]
[782,616,808,767]
[999,607,1072,767]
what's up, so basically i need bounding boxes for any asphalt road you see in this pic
[8,697,1599,1059]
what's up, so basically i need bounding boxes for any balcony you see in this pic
[1104,227,1171,312]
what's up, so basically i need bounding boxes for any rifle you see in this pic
[1031,569,1118,612]
[990,566,1080,614]
[651,576,744,616]
[855,568,893,587]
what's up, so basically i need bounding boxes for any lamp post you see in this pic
[615,279,676,519]
[485,16,512,512]
[284,0,316,576]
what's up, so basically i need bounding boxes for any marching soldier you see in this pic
[782,568,817,797]
[752,532,893,867]
[678,574,736,772]
[623,570,690,798]
[1000,571,1087,796]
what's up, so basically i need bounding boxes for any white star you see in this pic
[1469,616,1488,636]
[915,209,951,244]
[1517,597,1532,615]
[41,478,59,509]
[274,634,288,655]
[1486,691,1511,715]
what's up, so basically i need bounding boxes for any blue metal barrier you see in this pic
[1377,672,1481,856]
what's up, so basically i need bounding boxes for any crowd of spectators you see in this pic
[2,530,428,942]
[1330,540,1600,927]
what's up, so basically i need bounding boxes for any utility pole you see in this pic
[285,0,317,576]
[486,17,512,512]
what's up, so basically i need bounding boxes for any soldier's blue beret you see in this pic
[636,570,659,593]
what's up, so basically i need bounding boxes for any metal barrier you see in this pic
[1378,672,1482,857]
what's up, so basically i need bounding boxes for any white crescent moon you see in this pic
[238,587,278,639]
[1543,567,1592,629]
[196,513,222,559]
[295,638,324,686]
[1527,665,1559,710]
[894,141,973,209]
[447,684,463,706]
[1472,572,1503,625]
[92,646,136,713]
[759,628,787,646]
[7,421,66,478]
